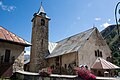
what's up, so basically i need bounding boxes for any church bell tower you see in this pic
[30,3,50,72]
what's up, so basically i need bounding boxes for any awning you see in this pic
[91,57,120,69]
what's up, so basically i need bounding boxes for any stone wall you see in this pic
[61,52,77,67]
[30,15,49,72]
[47,29,111,73]
[47,52,77,68]
[78,28,111,69]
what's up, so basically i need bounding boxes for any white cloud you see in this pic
[100,22,111,28]
[108,19,111,22]
[24,50,30,55]
[0,1,16,11]
[95,18,101,21]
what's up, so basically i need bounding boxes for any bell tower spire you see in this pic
[37,2,46,15]
[30,2,50,72]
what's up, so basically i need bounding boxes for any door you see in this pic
[4,50,11,63]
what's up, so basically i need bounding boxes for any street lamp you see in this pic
[115,2,120,36]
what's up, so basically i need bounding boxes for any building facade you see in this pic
[46,27,112,71]
[0,26,31,77]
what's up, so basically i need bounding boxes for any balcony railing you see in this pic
[14,70,120,80]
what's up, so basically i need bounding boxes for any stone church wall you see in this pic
[30,15,49,72]
[61,52,77,68]
[78,29,111,69]
[47,52,77,69]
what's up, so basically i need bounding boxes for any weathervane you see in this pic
[41,0,43,5]
[41,0,42,6]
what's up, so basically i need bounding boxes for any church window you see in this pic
[95,51,97,57]
[41,19,45,26]
[95,50,103,57]
[100,51,102,57]
[97,50,100,57]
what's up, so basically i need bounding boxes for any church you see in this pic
[0,2,119,78]
[28,4,115,76]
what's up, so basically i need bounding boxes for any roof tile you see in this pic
[0,26,31,46]
[91,57,120,69]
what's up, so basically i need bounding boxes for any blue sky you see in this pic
[0,0,120,54]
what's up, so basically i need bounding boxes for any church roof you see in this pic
[46,27,96,58]
[37,3,46,15]
[48,42,58,53]
[91,57,120,69]
[0,26,31,47]
[31,3,50,21]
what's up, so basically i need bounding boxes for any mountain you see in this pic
[24,54,30,61]
[101,25,120,66]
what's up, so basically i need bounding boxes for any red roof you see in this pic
[91,57,120,69]
[0,26,31,46]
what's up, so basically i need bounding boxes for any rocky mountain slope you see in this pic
[101,25,120,66]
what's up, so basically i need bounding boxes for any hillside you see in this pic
[101,25,120,66]
[24,54,30,61]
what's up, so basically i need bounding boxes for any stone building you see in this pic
[29,4,112,74]
[46,27,112,69]
[0,26,31,77]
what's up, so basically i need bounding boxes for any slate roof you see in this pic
[0,26,31,47]
[38,5,46,14]
[32,4,50,21]
[37,3,46,15]
[48,42,58,53]
[91,57,120,69]
[46,27,96,58]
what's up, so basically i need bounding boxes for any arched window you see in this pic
[95,51,97,57]
[41,19,45,26]
[100,51,102,57]
[97,50,100,57]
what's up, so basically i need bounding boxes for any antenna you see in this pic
[41,0,43,5]
[37,0,43,14]
[41,1,42,6]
